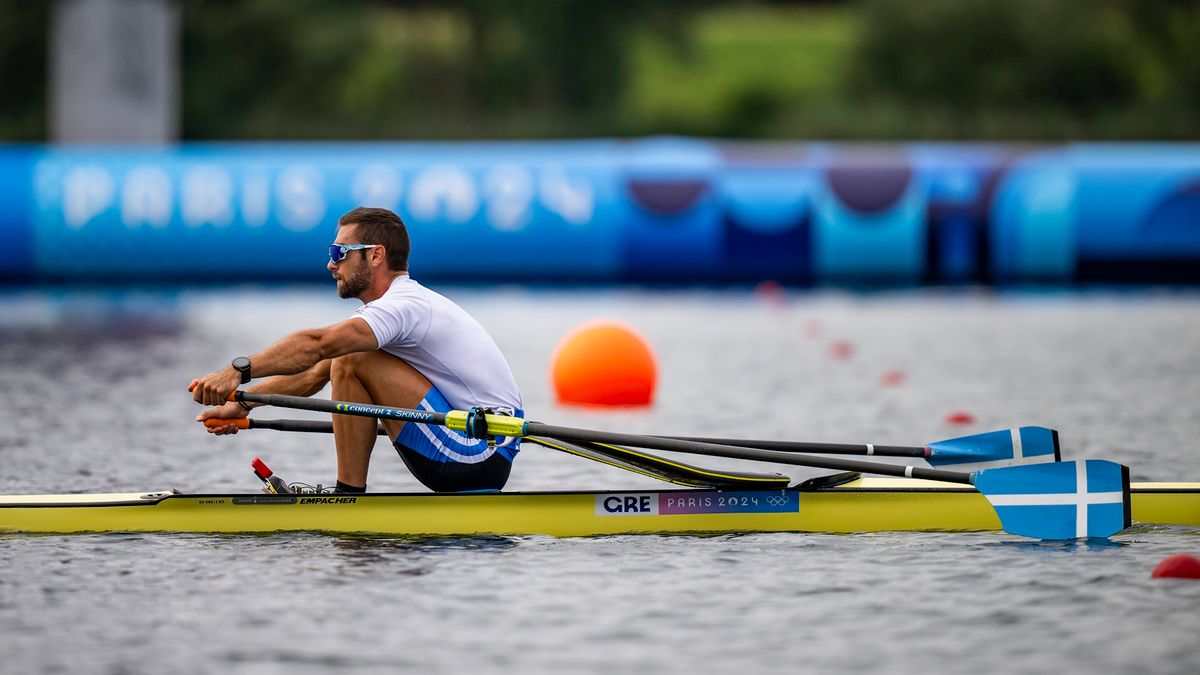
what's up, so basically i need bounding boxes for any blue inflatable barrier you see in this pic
[1,140,1198,284]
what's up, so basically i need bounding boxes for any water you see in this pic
[2,285,1199,674]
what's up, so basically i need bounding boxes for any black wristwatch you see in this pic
[231,357,252,384]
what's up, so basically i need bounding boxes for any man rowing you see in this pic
[190,207,523,494]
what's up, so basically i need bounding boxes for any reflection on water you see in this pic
[330,534,522,557]
[985,537,1131,553]
[326,535,524,576]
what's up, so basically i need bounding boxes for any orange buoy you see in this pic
[880,370,906,387]
[1151,553,1200,579]
[551,320,657,407]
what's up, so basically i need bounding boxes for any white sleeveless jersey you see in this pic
[352,275,522,413]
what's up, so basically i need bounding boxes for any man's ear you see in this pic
[372,246,387,267]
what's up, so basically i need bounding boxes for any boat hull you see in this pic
[1,479,1197,537]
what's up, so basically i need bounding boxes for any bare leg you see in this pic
[330,350,432,487]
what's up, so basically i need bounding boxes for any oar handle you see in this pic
[204,418,251,429]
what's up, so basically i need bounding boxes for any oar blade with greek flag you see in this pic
[926,426,1060,470]
[975,460,1131,540]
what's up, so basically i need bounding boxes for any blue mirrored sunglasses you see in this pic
[328,243,379,263]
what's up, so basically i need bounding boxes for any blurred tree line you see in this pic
[2,0,1198,141]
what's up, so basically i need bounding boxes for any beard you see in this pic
[336,263,371,299]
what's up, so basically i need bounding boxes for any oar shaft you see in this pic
[252,419,348,434]
[526,422,970,484]
[663,436,926,458]
[238,392,449,427]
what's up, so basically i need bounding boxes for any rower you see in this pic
[189,207,523,494]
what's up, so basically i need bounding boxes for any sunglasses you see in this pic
[328,243,379,263]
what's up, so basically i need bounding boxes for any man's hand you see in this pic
[195,401,249,435]
[189,366,243,407]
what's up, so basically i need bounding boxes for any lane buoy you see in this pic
[1151,553,1200,579]
[551,320,657,407]
[804,318,823,339]
[753,280,787,307]
[829,340,854,360]
[944,411,976,425]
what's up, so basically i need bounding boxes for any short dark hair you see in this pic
[337,207,410,272]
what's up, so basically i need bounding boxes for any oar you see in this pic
[222,391,1132,540]
[208,419,1057,470]
[661,427,1060,470]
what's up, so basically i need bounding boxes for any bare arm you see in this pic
[190,317,378,407]
[246,317,378,379]
[248,359,333,399]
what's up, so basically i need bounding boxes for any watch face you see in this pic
[232,357,251,383]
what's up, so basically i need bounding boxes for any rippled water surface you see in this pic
[2,286,1199,674]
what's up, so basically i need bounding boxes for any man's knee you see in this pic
[330,352,368,382]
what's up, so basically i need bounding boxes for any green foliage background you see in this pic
[2,0,1198,141]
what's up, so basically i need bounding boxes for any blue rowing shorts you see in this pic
[392,387,521,492]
